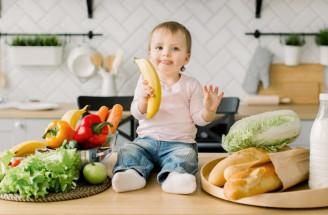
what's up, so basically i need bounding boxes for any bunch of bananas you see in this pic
[9,105,89,157]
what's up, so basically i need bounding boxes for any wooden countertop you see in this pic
[0,103,319,120]
[0,153,327,215]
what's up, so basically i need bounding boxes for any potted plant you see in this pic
[316,28,328,65]
[283,34,303,66]
[9,35,63,66]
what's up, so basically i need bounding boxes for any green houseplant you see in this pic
[283,34,303,66]
[315,28,328,65]
[11,35,61,47]
[9,35,63,66]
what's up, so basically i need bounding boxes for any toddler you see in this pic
[112,21,224,194]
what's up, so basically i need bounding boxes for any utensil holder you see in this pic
[99,69,117,96]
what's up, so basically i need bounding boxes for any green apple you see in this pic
[83,162,108,184]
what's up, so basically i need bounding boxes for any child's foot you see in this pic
[161,172,196,194]
[112,169,146,192]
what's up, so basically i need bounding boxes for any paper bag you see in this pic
[269,147,309,191]
[248,147,309,191]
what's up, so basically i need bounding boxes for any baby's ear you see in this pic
[184,53,191,64]
[148,51,152,59]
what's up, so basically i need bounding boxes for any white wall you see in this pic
[0,0,327,103]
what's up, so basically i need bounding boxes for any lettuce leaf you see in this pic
[0,148,81,198]
[0,151,14,181]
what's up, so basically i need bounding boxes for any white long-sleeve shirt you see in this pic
[131,74,210,143]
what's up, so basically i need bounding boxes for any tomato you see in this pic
[9,158,24,167]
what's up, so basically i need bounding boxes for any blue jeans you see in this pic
[113,137,198,184]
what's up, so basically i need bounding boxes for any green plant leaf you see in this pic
[285,34,303,46]
[10,35,61,46]
[316,28,328,46]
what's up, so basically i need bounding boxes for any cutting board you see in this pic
[258,64,324,104]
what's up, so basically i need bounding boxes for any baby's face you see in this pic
[149,28,190,76]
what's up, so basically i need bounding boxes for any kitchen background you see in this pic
[0,0,328,103]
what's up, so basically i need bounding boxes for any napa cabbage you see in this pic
[222,110,301,152]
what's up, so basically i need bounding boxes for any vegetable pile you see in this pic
[0,149,81,198]
[222,110,301,152]
[43,104,123,150]
[0,103,124,199]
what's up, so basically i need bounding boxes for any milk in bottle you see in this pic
[309,93,328,189]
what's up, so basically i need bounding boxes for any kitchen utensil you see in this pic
[99,68,117,96]
[111,48,124,75]
[14,102,58,110]
[242,95,290,105]
[90,52,103,70]
[258,64,324,104]
[67,45,97,82]
[104,55,115,73]
[36,146,112,167]
[77,147,112,167]
[0,43,7,88]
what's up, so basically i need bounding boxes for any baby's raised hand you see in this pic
[203,84,224,113]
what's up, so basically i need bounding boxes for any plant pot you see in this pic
[9,46,63,66]
[319,46,328,66]
[284,45,301,66]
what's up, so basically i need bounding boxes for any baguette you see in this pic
[223,163,282,200]
[223,154,271,181]
[208,147,268,187]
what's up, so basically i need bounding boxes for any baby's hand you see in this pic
[203,84,224,113]
[137,80,154,114]
[142,80,154,98]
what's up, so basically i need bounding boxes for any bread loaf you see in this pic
[208,147,268,187]
[223,154,271,181]
[223,163,282,200]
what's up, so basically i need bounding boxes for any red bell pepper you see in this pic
[73,114,113,149]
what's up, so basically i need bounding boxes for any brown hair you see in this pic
[148,21,192,55]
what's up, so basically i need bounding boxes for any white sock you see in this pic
[161,172,197,194]
[112,169,146,192]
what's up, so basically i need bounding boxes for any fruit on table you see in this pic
[134,57,161,119]
[10,140,45,157]
[42,120,75,149]
[61,105,90,130]
[83,162,108,184]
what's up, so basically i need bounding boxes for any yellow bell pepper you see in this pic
[42,120,75,149]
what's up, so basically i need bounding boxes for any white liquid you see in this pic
[309,119,328,189]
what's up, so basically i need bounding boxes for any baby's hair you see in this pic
[149,21,192,72]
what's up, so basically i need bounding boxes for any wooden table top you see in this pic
[0,153,327,215]
[0,102,319,120]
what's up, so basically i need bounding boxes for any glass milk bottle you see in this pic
[309,93,328,189]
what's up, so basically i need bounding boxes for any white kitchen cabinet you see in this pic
[0,118,54,151]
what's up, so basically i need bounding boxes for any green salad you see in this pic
[0,148,81,198]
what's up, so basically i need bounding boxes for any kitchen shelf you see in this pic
[246,29,318,38]
[0,31,102,39]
